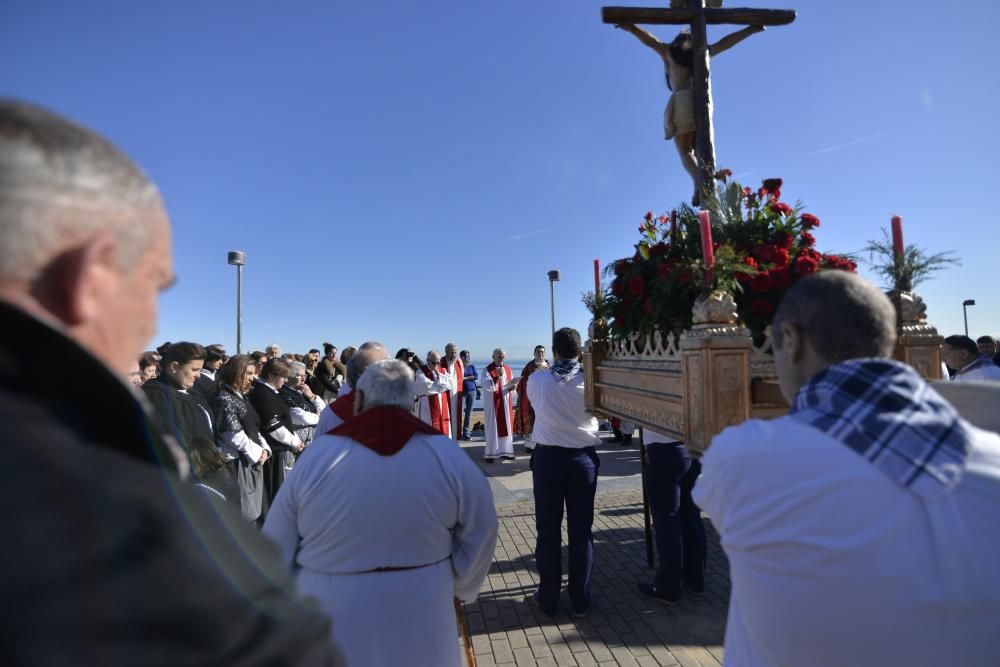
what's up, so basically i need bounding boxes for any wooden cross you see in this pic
[603,1,795,202]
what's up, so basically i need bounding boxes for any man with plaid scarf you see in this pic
[695,271,1000,666]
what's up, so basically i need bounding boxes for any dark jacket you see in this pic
[315,357,345,394]
[191,370,220,405]
[142,375,214,453]
[0,302,339,666]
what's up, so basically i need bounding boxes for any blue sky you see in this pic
[2,1,998,358]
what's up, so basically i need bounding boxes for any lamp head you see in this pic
[547,270,561,282]
[228,251,246,266]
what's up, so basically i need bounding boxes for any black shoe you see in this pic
[571,605,589,619]
[622,435,633,447]
[529,590,557,618]
[483,457,496,463]
[638,582,679,606]
[500,455,516,461]
[683,579,705,597]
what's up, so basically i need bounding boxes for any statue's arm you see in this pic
[709,25,765,57]
[615,23,668,56]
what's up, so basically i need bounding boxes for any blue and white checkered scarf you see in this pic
[550,358,581,384]
[791,358,971,499]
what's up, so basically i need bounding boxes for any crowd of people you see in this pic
[4,100,1000,667]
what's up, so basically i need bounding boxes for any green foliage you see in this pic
[863,229,959,292]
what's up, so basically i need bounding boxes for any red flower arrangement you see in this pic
[600,175,857,342]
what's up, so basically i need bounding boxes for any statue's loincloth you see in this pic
[664,88,695,140]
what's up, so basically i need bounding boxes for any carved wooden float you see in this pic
[584,289,943,453]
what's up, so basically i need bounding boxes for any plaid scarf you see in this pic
[953,354,996,380]
[550,358,581,384]
[791,358,970,499]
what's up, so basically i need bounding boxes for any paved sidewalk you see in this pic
[458,437,729,666]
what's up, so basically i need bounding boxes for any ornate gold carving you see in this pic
[692,290,739,325]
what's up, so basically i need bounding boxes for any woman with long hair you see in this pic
[213,355,271,524]
[142,342,214,454]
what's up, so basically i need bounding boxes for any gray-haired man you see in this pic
[0,100,337,664]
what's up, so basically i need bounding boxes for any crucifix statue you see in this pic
[604,1,795,205]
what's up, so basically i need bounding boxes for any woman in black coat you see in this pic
[143,342,214,454]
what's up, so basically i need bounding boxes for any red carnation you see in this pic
[676,271,691,284]
[794,255,820,276]
[769,202,794,216]
[748,272,773,293]
[772,232,794,249]
[742,186,753,197]
[715,168,733,181]
[614,260,629,276]
[770,266,792,290]
[644,211,653,221]
[628,275,646,296]
[657,263,670,279]
[611,279,624,296]
[800,231,816,247]
[750,299,775,316]
[800,213,820,229]
[642,298,654,314]
[744,256,759,270]
[762,178,783,193]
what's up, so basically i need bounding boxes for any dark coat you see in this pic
[0,302,339,666]
[142,375,214,453]
[315,357,345,394]
[191,371,220,405]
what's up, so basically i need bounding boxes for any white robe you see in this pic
[263,429,498,667]
[481,364,516,457]
[316,388,351,436]
[414,367,455,436]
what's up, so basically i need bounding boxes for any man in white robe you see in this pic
[414,349,455,436]
[481,348,517,462]
[263,359,498,667]
[443,342,464,440]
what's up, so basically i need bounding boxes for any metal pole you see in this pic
[236,264,243,355]
[963,304,969,337]
[550,280,556,339]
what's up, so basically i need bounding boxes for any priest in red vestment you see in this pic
[416,350,455,436]
[443,343,464,441]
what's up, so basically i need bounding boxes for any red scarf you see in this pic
[330,405,439,456]
[421,366,451,435]
[488,362,513,437]
[330,390,356,422]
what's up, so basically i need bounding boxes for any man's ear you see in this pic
[777,320,805,364]
[353,390,365,416]
[32,234,119,327]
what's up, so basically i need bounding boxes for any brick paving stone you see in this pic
[514,647,537,666]
[461,487,728,667]
[491,638,515,664]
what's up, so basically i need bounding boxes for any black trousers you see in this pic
[531,445,599,613]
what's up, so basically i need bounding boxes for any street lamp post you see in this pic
[547,270,561,339]
[228,251,246,354]
[962,299,976,337]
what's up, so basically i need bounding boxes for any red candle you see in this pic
[593,259,600,295]
[891,215,904,258]
[699,210,715,285]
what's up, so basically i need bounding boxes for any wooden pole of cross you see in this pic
[603,1,795,203]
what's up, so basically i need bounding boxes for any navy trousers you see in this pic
[645,442,707,598]
[531,445,599,613]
